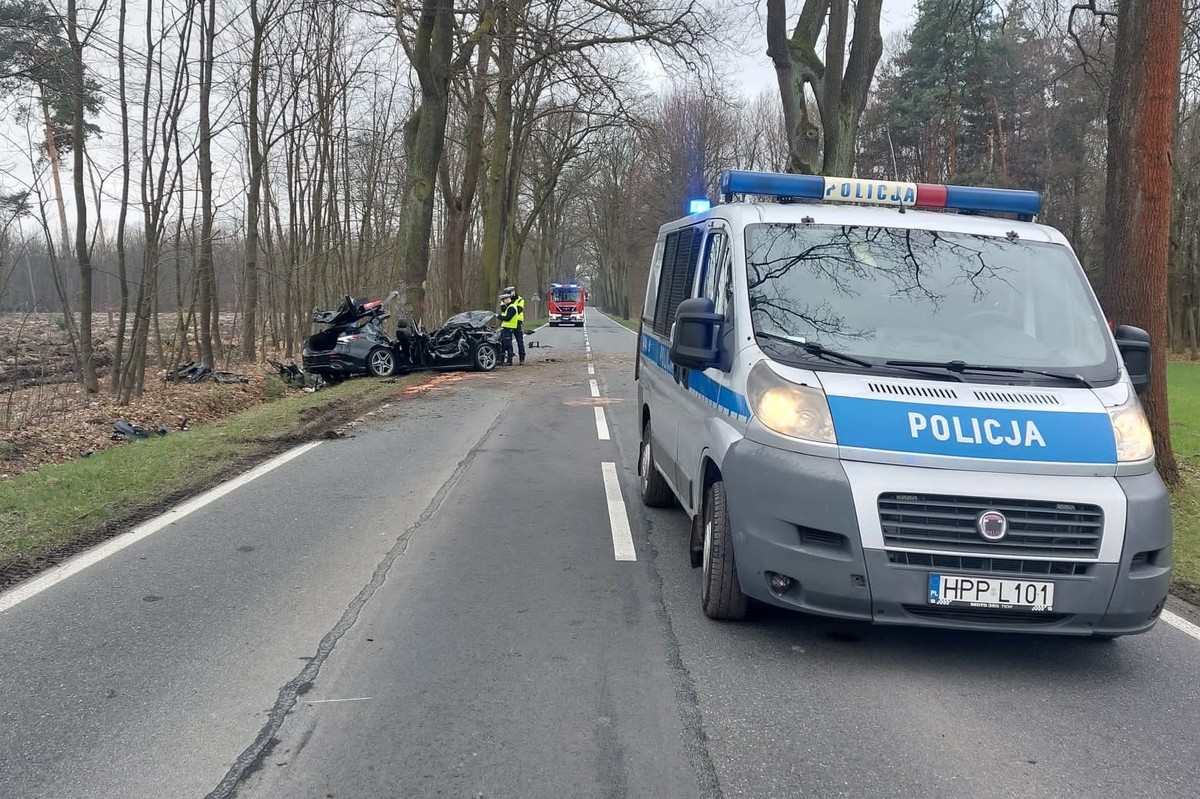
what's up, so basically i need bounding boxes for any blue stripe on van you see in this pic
[827,395,1118,463]
[640,332,750,419]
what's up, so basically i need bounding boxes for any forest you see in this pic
[0,1,1191,417]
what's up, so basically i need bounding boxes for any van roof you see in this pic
[662,202,1068,246]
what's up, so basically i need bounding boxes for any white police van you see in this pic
[635,169,1171,637]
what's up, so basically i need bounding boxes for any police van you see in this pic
[635,169,1170,638]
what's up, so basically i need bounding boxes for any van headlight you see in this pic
[747,361,836,444]
[1108,393,1154,462]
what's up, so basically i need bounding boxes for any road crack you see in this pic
[204,401,512,799]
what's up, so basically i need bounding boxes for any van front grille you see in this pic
[887,551,1092,576]
[867,383,958,400]
[973,390,1060,406]
[879,493,1103,558]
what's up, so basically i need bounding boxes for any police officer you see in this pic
[504,285,526,365]
[498,290,519,366]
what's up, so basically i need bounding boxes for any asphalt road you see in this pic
[2,309,1199,798]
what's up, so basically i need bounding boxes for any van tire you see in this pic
[639,420,674,508]
[701,480,748,620]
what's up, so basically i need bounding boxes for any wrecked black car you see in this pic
[302,292,502,379]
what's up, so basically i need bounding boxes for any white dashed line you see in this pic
[588,364,595,375]
[589,379,600,398]
[594,407,610,441]
[601,462,636,561]
[1162,610,1200,642]
[0,442,323,615]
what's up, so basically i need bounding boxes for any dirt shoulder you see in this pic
[0,373,431,592]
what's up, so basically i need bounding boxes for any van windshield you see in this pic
[744,223,1119,384]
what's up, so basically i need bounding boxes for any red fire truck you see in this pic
[548,283,585,326]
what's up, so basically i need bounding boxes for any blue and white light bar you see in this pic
[718,169,1042,219]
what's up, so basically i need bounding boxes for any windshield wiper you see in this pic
[755,333,964,381]
[755,332,872,368]
[884,359,1094,388]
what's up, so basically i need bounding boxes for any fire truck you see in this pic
[548,282,585,326]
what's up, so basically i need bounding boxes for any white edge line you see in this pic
[594,407,610,441]
[602,462,636,561]
[1162,609,1200,642]
[595,309,637,335]
[0,441,323,615]
[307,697,372,704]
[589,379,600,397]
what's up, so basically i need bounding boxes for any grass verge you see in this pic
[599,311,639,332]
[0,374,419,582]
[1168,361,1200,604]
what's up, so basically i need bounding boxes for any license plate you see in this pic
[928,574,1055,611]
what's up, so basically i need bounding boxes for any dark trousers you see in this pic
[514,325,525,362]
[501,328,515,363]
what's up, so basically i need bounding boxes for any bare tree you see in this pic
[765,0,884,175]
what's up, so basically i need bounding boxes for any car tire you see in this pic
[639,420,674,508]
[473,343,499,372]
[576,322,584,327]
[701,479,748,621]
[366,347,396,377]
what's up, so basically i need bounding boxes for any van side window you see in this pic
[700,231,732,317]
[642,238,665,324]
[652,226,703,337]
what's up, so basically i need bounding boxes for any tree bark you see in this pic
[112,0,131,392]
[395,0,456,322]
[240,0,266,360]
[1100,0,1182,485]
[478,0,520,307]
[441,2,492,314]
[195,0,217,368]
[66,0,97,393]
[764,0,883,176]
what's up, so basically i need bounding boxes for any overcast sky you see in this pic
[729,0,919,97]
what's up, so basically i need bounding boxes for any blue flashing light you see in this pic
[688,198,712,214]
[720,170,825,202]
[943,185,1041,218]
[718,169,1042,220]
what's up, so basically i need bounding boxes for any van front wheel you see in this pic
[639,420,674,508]
[701,480,748,620]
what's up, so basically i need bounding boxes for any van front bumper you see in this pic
[721,440,1171,637]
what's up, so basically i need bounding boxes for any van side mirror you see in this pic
[1114,324,1151,395]
[670,297,723,371]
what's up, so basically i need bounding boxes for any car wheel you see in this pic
[639,419,674,508]
[701,479,748,621]
[473,343,499,372]
[367,347,396,377]
[576,321,584,327]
